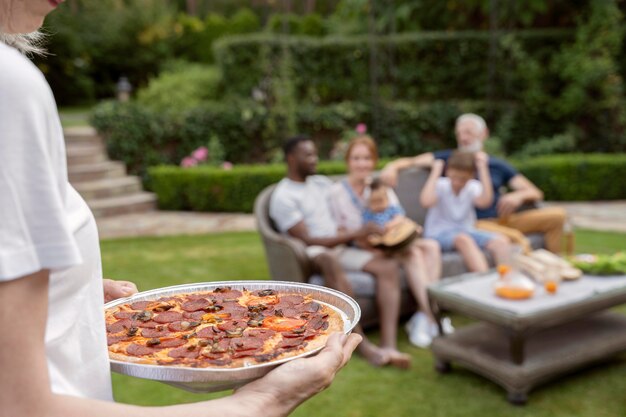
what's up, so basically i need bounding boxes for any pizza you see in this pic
[105,286,344,368]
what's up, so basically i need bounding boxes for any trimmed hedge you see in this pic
[148,162,348,212]
[516,154,626,201]
[213,30,573,104]
[148,154,626,213]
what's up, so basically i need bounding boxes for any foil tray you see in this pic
[104,280,361,393]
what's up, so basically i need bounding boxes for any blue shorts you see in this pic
[428,228,498,252]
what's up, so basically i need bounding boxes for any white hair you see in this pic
[0,31,45,55]
[455,113,487,133]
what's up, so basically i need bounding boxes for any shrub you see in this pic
[35,0,178,104]
[266,13,327,37]
[90,101,179,179]
[136,63,222,115]
[92,98,508,174]
[512,130,577,158]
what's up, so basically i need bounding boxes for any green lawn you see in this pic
[59,105,92,128]
[101,229,626,416]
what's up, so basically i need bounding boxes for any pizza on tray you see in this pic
[105,287,343,368]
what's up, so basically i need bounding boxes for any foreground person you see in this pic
[0,2,360,416]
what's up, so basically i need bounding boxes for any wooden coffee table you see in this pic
[427,271,626,405]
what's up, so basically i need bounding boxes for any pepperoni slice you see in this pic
[232,349,262,359]
[135,320,159,328]
[159,338,187,348]
[200,339,230,358]
[280,295,305,305]
[168,345,201,359]
[262,316,307,332]
[282,328,318,339]
[305,315,327,330]
[217,320,246,332]
[113,311,137,320]
[212,289,242,299]
[126,343,162,356]
[130,301,151,310]
[230,337,263,352]
[141,328,171,338]
[279,307,300,318]
[168,321,200,332]
[221,301,247,313]
[107,334,131,346]
[106,319,132,334]
[213,338,231,352]
[277,337,307,350]
[244,328,276,340]
[153,311,183,323]
[301,302,321,313]
[196,326,220,338]
[183,311,207,320]
[181,298,211,312]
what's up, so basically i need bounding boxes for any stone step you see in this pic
[74,176,143,200]
[88,192,158,218]
[64,126,103,147]
[68,161,126,183]
[66,143,107,166]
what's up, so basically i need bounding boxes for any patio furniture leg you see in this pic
[507,390,528,406]
[434,358,451,374]
[428,292,445,337]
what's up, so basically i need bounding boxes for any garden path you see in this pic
[95,201,626,240]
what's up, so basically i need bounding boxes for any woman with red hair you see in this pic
[329,136,453,348]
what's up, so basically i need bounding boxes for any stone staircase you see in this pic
[65,126,157,218]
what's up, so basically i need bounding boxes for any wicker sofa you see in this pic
[253,167,544,328]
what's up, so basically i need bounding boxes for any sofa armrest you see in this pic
[259,233,313,283]
[254,185,314,283]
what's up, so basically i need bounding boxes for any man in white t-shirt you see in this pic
[420,150,511,272]
[270,136,411,368]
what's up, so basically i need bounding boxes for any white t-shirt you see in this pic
[328,180,401,232]
[423,177,482,237]
[0,42,113,400]
[269,175,338,238]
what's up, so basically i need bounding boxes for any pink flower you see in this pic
[221,161,233,170]
[355,123,367,134]
[192,146,209,162]
[180,157,198,168]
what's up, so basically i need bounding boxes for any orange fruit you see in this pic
[495,286,534,300]
[497,264,511,277]
[544,280,558,294]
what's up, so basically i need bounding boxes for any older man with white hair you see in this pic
[381,113,567,254]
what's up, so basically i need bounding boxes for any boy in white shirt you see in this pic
[420,151,511,272]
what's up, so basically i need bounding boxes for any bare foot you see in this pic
[383,348,412,370]
[357,339,390,367]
